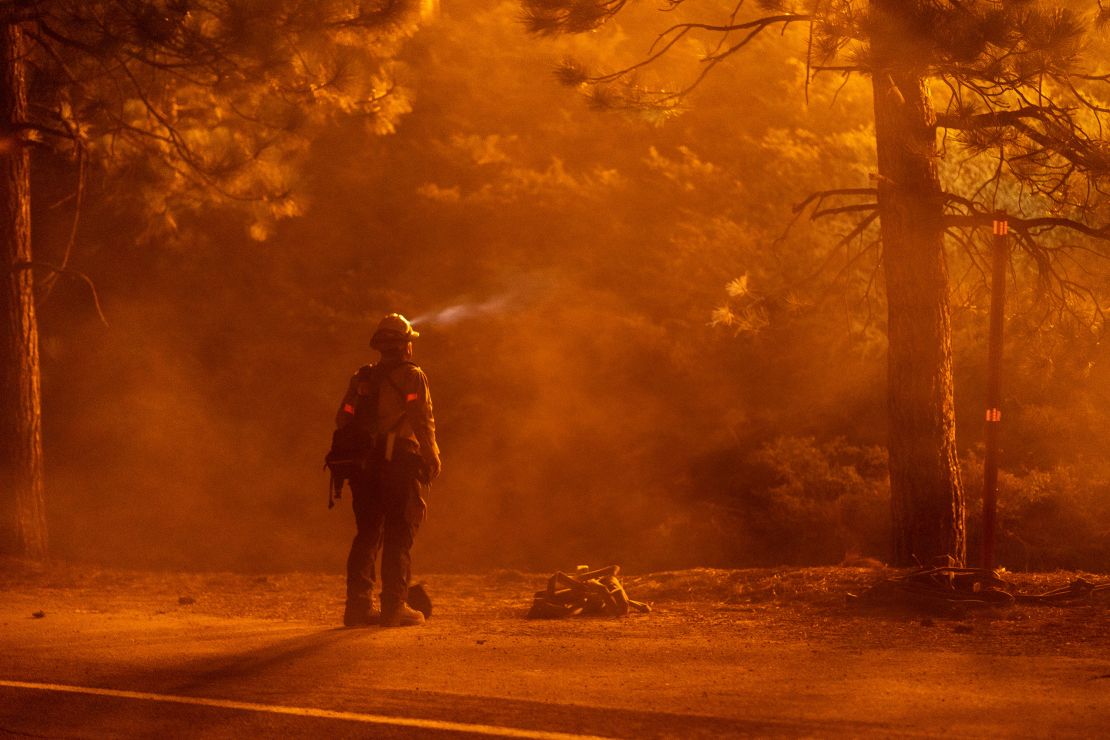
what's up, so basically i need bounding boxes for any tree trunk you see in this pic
[871,0,966,567]
[0,22,47,560]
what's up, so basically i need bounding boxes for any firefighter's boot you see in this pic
[343,601,380,627]
[381,601,425,628]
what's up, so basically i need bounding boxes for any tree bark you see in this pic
[0,22,47,560]
[870,0,966,566]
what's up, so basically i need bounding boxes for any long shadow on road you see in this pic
[0,613,949,738]
[168,627,353,694]
[95,626,895,739]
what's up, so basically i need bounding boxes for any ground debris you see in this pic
[856,567,1110,613]
[178,596,196,605]
[1014,576,1110,604]
[527,565,651,619]
[31,610,45,619]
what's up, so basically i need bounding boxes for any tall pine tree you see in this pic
[522,0,1110,566]
[1,0,422,559]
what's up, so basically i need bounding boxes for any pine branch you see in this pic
[935,106,1051,131]
[792,187,878,214]
[539,11,811,111]
[811,203,878,219]
[811,65,868,75]
[521,0,630,36]
[604,13,811,89]
[938,104,1110,177]
[12,261,109,327]
[12,121,74,141]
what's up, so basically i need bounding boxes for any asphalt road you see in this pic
[1,600,1108,738]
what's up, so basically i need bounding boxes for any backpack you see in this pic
[323,361,415,508]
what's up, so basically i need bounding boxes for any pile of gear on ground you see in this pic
[527,565,651,619]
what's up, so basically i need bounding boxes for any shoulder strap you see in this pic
[351,364,384,422]
[380,360,417,400]
[355,361,416,435]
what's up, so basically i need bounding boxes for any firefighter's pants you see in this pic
[346,455,425,612]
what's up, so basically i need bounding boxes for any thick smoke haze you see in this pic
[27,1,1110,574]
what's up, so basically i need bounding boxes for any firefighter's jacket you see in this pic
[336,358,440,469]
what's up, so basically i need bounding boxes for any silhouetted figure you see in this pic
[336,313,441,627]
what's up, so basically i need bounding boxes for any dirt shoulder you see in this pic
[2,563,1109,737]
[2,562,1108,659]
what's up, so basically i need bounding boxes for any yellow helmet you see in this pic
[370,313,420,349]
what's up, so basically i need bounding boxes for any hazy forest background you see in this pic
[31,0,1110,573]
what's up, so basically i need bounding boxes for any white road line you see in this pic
[0,679,614,740]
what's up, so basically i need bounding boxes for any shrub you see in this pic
[963,454,1110,572]
[695,436,890,566]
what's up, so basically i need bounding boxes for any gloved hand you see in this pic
[422,453,441,483]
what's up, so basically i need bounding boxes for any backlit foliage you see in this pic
[515,0,1110,567]
[525,0,1110,349]
[17,0,421,238]
[31,0,1110,571]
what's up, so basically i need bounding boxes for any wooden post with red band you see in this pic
[982,213,1009,571]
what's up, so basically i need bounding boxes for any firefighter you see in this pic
[336,313,441,627]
